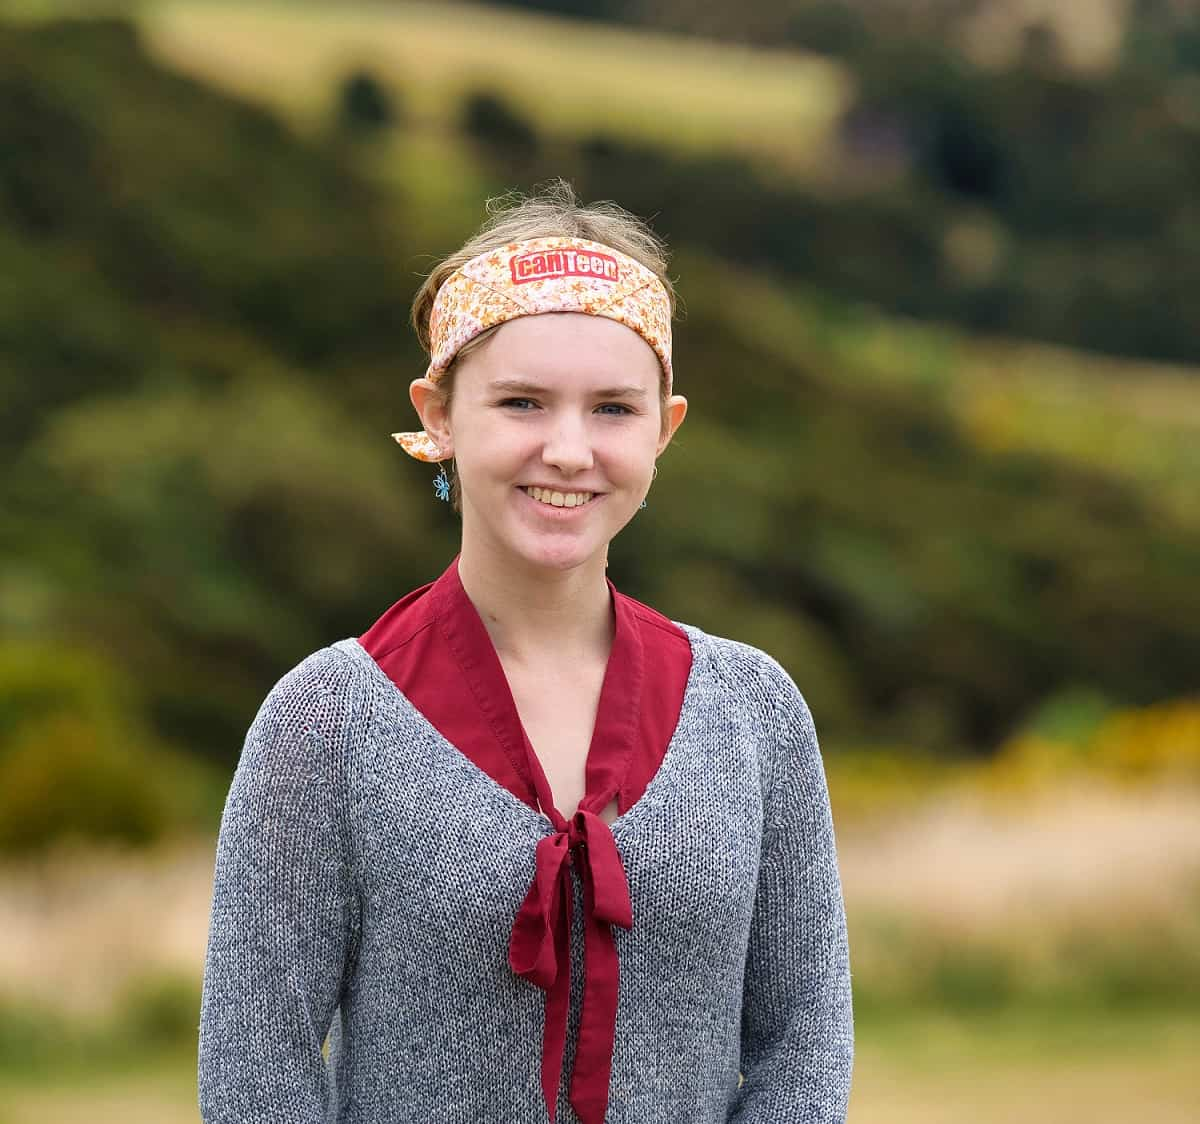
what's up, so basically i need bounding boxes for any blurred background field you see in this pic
[2,0,1199,1120]
[1,774,1197,1122]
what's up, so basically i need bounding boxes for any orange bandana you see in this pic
[392,236,673,462]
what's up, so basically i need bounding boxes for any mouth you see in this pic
[518,485,603,511]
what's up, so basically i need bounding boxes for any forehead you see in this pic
[467,312,661,387]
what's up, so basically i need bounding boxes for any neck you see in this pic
[454,541,614,666]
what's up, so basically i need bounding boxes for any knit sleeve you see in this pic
[198,648,363,1124]
[728,660,854,1123]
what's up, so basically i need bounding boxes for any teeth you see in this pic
[524,487,594,507]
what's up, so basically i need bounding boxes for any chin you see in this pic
[506,532,604,573]
[519,543,599,572]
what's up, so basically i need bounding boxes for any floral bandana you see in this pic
[391,235,673,462]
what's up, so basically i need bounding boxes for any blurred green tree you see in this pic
[336,69,398,134]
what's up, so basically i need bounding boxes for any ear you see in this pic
[656,394,688,455]
[409,378,453,456]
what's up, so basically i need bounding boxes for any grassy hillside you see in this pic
[483,0,1135,75]
[1,13,1198,819]
[50,1,1196,529]
[19,1,1200,363]
[0,16,442,774]
[135,0,849,176]
[683,253,1200,532]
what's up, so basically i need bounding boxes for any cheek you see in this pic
[452,415,521,462]
[598,429,657,473]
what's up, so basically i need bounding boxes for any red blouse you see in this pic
[358,553,692,1123]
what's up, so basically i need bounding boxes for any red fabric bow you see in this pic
[509,807,633,1123]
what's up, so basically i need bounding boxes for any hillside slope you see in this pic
[1,16,1197,769]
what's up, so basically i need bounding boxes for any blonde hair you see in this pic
[410,178,677,512]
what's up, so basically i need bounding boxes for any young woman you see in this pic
[198,182,854,1123]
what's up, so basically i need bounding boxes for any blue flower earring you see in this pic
[433,463,451,502]
[428,444,453,502]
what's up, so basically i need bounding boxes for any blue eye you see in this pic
[499,398,632,415]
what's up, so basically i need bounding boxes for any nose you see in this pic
[541,410,595,476]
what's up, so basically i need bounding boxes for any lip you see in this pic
[516,485,605,516]
[520,484,606,494]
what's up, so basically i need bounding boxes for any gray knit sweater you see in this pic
[197,623,854,1122]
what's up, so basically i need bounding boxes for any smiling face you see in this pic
[415,311,686,575]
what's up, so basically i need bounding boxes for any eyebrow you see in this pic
[487,378,649,400]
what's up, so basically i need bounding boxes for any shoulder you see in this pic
[225,645,376,861]
[672,624,826,837]
[668,622,822,828]
[671,620,810,718]
[621,591,793,694]
[248,640,378,747]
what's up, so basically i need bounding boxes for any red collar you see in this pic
[430,554,645,829]
[432,555,640,1123]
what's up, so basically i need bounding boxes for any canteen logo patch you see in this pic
[510,248,620,285]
